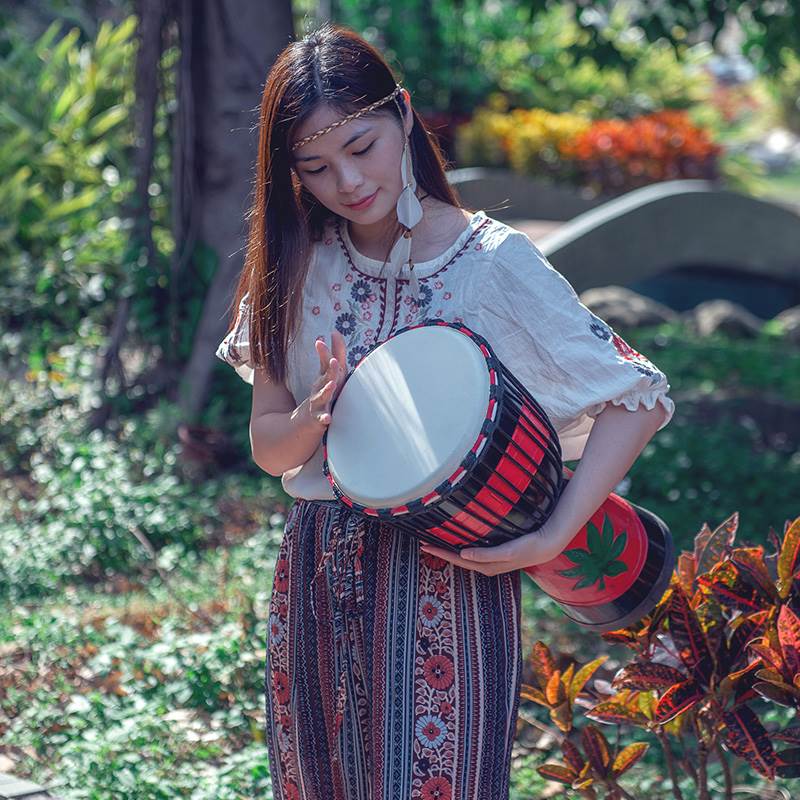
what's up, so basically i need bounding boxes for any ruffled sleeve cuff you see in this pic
[215,294,256,385]
[561,385,675,461]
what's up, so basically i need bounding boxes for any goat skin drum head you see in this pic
[326,326,490,509]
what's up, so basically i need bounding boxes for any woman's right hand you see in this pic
[307,330,348,428]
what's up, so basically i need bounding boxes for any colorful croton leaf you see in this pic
[777,517,800,600]
[695,512,739,578]
[667,583,715,686]
[718,705,776,779]
[557,513,628,591]
[537,724,649,792]
[520,641,607,733]
[669,513,741,599]
[597,582,734,727]
[751,604,800,709]
[717,610,770,708]
[599,581,673,653]
[585,687,651,728]
[538,724,648,797]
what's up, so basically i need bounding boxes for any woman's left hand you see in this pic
[419,519,566,576]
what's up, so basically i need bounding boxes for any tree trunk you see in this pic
[89,0,164,431]
[178,0,294,420]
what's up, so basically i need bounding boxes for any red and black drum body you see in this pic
[530,469,674,631]
[322,320,674,632]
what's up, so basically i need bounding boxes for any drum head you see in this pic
[326,326,490,508]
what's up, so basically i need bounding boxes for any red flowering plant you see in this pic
[521,512,800,799]
[559,109,722,196]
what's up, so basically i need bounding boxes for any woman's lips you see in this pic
[345,189,378,210]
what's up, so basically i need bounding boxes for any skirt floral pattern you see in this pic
[265,498,522,800]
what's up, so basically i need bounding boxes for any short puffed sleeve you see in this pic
[478,230,675,461]
[216,292,256,385]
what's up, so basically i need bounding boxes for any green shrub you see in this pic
[0,526,282,799]
[0,19,140,356]
[0,344,278,602]
[474,4,713,120]
[618,323,800,551]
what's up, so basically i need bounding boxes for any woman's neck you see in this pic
[345,191,442,261]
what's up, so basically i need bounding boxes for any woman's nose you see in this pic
[336,165,363,194]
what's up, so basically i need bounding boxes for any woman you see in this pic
[216,21,675,800]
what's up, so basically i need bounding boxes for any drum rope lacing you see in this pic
[309,502,373,771]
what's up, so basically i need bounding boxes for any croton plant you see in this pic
[523,512,800,800]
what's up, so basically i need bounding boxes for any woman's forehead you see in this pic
[290,105,387,160]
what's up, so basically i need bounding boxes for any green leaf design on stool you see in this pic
[557,514,628,591]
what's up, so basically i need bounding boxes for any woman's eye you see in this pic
[304,141,375,175]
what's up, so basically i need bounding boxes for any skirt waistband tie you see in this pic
[310,504,367,621]
[309,503,370,766]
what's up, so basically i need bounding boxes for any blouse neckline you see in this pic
[335,209,487,279]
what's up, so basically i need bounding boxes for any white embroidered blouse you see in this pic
[216,209,675,500]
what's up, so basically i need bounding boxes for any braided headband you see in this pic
[290,84,404,152]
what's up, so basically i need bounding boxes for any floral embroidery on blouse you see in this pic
[347,344,371,369]
[590,319,659,380]
[330,216,492,370]
[414,283,433,308]
[335,311,357,337]
[351,279,371,303]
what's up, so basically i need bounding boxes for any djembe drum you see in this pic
[322,320,673,632]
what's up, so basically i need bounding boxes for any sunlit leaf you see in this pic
[653,679,703,724]
[568,655,608,704]
[778,604,800,676]
[778,518,800,599]
[698,561,762,614]
[693,522,713,567]
[749,639,785,673]
[531,641,556,690]
[696,512,738,577]
[677,552,696,594]
[611,742,649,777]
[546,669,565,705]
[537,763,577,785]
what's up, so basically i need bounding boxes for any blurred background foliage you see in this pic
[0,17,141,365]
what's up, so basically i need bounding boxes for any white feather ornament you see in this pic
[389,135,424,300]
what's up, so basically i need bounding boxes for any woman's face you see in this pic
[290,94,413,226]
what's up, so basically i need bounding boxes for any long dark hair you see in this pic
[227,22,465,385]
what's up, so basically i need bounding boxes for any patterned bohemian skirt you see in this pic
[265,498,522,800]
